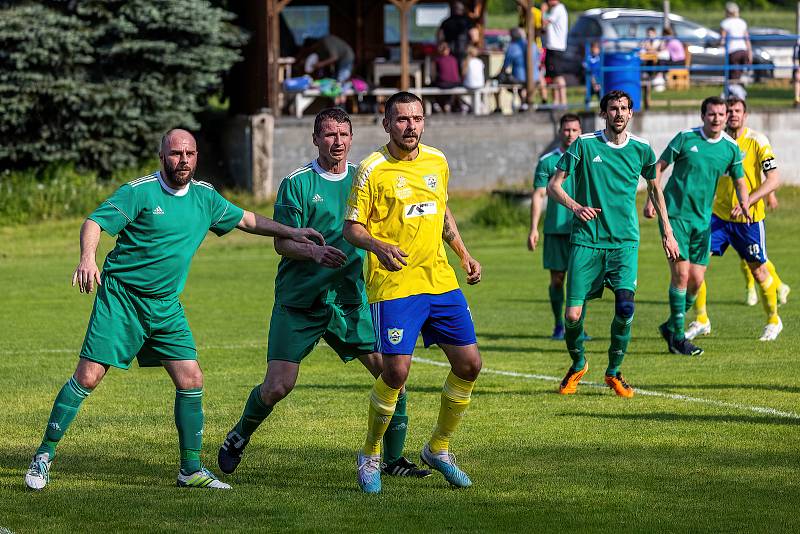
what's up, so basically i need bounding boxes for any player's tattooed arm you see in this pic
[443,207,481,284]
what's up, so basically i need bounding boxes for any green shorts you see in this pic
[267,300,376,363]
[566,244,639,307]
[543,233,570,272]
[667,217,711,265]
[79,275,196,369]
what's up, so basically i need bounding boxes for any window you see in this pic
[283,6,330,47]
[384,3,450,44]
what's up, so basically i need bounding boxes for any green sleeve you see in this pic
[87,184,138,236]
[727,148,745,180]
[641,145,657,181]
[556,138,580,175]
[209,190,245,237]
[273,177,303,228]
[658,132,683,165]
[533,157,551,189]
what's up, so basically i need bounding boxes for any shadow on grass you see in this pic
[558,411,799,426]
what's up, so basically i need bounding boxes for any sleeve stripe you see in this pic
[212,203,230,227]
[105,200,132,222]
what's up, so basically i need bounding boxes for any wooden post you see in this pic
[389,0,421,91]
[663,0,671,31]
[525,0,535,105]
[267,0,291,117]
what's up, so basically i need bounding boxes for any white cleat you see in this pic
[685,320,711,340]
[176,467,231,489]
[745,286,758,306]
[759,319,783,341]
[778,284,791,306]
[25,453,51,490]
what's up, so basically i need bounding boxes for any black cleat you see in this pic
[671,337,704,356]
[658,322,674,352]
[381,456,433,478]
[218,429,249,475]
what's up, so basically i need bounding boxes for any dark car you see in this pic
[564,8,774,82]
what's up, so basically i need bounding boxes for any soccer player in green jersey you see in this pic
[24,129,323,491]
[217,109,431,479]
[644,96,751,356]
[529,113,584,340]
[547,90,680,398]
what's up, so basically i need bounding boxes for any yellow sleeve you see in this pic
[345,159,374,225]
[757,138,777,172]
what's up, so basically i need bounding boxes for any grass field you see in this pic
[1,189,799,533]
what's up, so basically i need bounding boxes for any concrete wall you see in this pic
[268,109,800,191]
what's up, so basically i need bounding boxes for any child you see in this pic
[461,45,486,113]
[583,41,602,105]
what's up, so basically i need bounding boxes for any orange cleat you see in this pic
[604,372,634,398]
[558,362,588,395]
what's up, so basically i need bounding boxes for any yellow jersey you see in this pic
[713,127,776,223]
[346,143,459,303]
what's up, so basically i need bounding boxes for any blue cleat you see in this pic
[356,451,381,493]
[551,324,565,340]
[420,444,472,488]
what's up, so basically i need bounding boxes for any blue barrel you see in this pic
[602,52,642,111]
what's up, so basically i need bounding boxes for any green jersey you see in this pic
[534,147,573,235]
[273,160,366,307]
[88,172,244,298]
[556,130,657,248]
[660,127,744,223]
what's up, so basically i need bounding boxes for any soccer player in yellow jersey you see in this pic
[344,92,482,493]
[686,96,787,341]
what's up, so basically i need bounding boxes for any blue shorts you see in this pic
[710,214,768,264]
[370,289,477,355]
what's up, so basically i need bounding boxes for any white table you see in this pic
[372,60,423,90]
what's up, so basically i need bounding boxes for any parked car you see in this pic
[564,8,774,82]
[748,27,797,79]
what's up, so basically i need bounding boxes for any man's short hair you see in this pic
[600,90,633,112]
[559,113,581,129]
[160,128,194,153]
[726,95,747,112]
[385,91,424,120]
[314,108,352,136]
[701,96,727,115]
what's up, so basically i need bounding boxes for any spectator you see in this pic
[720,2,752,82]
[495,27,533,112]
[583,41,601,105]
[659,27,686,67]
[304,35,355,83]
[793,39,800,107]
[433,41,462,112]
[437,1,479,71]
[542,0,568,107]
[462,45,486,113]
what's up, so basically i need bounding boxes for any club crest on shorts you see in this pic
[424,174,438,190]
[387,328,404,345]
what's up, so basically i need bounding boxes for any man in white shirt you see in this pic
[542,0,568,106]
[720,2,751,82]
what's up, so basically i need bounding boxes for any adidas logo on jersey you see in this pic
[690,146,699,152]
[152,206,164,215]
[592,155,603,163]
[312,194,324,203]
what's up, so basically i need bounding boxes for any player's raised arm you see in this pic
[646,167,680,261]
[343,220,407,271]
[547,169,600,222]
[236,210,325,245]
[71,219,103,294]
[443,206,481,285]
[529,187,546,251]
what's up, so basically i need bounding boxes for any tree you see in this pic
[0,0,245,175]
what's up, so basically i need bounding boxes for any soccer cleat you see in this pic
[759,318,783,341]
[25,453,51,490]
[778,284,791,306]
[420,444,472,488]
[604,372,634,398]
[177,466,231,489]
[381,456,432,478]
[685,320,711,340]
[218,429,249,475]
[672,337,704,356]
[658,322,674,352]
[581,331,593,341]
[551,324,565,340]
[745,286,758,306]
[558,361,588,395]
[356,451,382,493]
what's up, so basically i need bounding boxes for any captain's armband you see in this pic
[762,158,777,172]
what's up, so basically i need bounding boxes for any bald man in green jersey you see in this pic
[25,129,323,491]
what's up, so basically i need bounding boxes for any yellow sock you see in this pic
[740,259,755,289]
[765,260,783,288]
[758,275,780,325]
[363,376,400,456]
[429,372,476,454]
[695,280,709,324]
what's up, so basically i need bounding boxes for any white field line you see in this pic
[5,344,799,420]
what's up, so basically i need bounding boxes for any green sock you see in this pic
[36,377,92,458]
[685,291,697,313]
[382,391,408,465]
[175,388,204,474]
[565,316,586,371]
[668,286,687,341]
[233,385,274,439]
[607,313,633,376]
[548,285,564,327]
